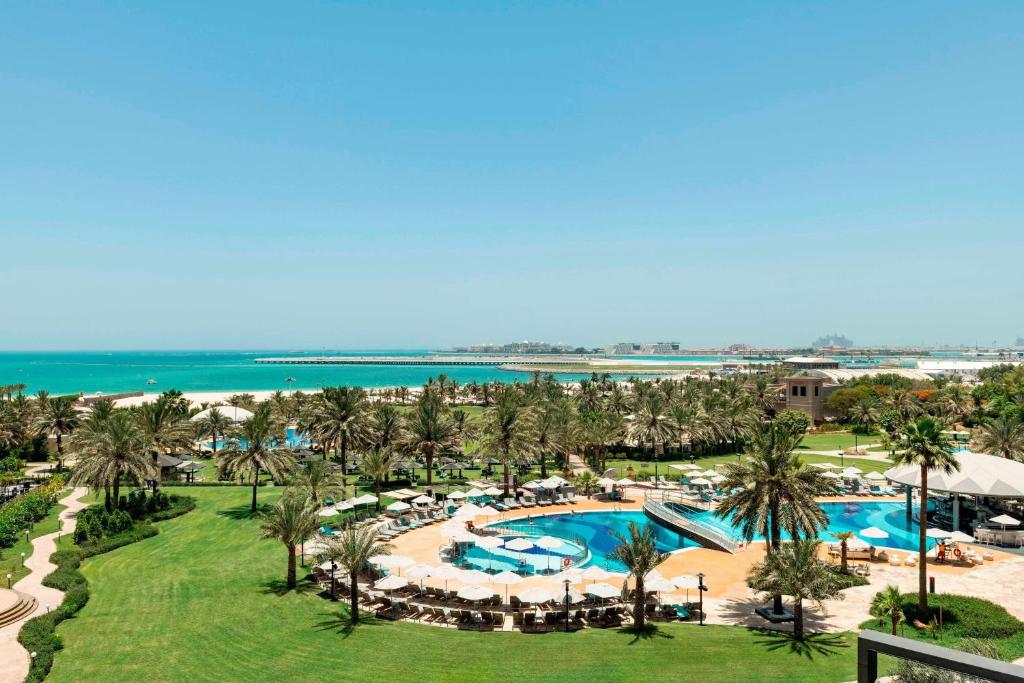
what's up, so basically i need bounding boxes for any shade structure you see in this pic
[990,514,1021,526]
[581,565,613,581]
[374,575,408,590]
[386,501,411,512]
[587,582,620,599]
[190,405,253,423]
[688,477,711,487]
[821,472,842,479]
[811,463,842,470]
[404,563,435,580]
[551,567,583,583]
[616,478,635,486]
[534,536,563,550]
[644,576,676,593]
[926,528,952,539]
[671,575,700,589]
[476,505,501,517]
[318,507,338,517]
[466,488,486,498]
[522,481,542,490]
[411,495,434,505]
[372,554,415,569]
[596,477,616,488]
[563,588,586,604]
[351,494,378,506]
[458,569,492,585]
[446,490,467,500]
[490,570,523,600]
[457,584,492,601]
[483,486,503,496]
[453,503,483,518]
[948,531,975,543]
[670,463,701,471]
[517,587,553,604]
[865,471,886,481]
[431,564,462,580]
[698,470,719,477]
[504,537,535,552]
[859,526,890,540]
[842,467,863,477]
[885,452,1024,498]
[440,521,467,538]
[335,500,355,511]
[473,535,503,549]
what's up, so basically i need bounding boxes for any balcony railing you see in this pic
[857,630,1024,683]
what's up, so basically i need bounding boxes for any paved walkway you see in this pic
[0,487,89,683]
[566,452,592,476]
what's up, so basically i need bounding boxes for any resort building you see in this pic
[916,359,1023,379]
[782,367,932,423]
[782,356,841,371]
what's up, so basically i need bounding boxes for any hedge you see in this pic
[0,475,67,548]
[18,494,195,682]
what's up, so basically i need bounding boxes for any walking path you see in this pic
[0,487,89,683]
[566,452,591,476]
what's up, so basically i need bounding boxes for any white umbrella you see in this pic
[596,477,616,488]
[949,530,975,543]
[386,501,411,512]
[457,584,492,601]
[865,471,886,481]
[458,569,492,585]
[581,565,613,581]
[411,495,434,505]
[490,570,523,601]
[551,567,583,583]
[616,478,634,486]
[483,486,503,496]
[586,582,620,599]
[926,528,952,539]
[563,588,586,604]
[517,587,553,604]
[466,488,486,498]
[318,507,338,517]
[822,472,842,479]
[451,530,478,544]
[698,469,719,477]
[990,514,1021,527]
[476,505,501,518]
[454,503,483,518]
[671,574,700,602]
[372,555,415,574]
[688,477,711,487]
[670,463,701,471]
[335,500,355,511]
[842,467,863,477]
[430,563,462,591]
[860,526,890,540]
[405,563,435,579]
[352,494,379,506]
[811,463,842,470]
[473,535,503,549]
[523,481,542,490]
[504,537,535,552]
[536,535,564,573]
[374,575,408,590]
[446,490,467,500]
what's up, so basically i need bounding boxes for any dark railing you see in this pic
[643,491,740,553]
[858,630,1024,683]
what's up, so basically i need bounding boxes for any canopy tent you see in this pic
[456,584,492,601]
[190,405,253,423]
[385,501,411,513]
[504,537,535,552]
[586,582,620,599]
[885,452,1024,498]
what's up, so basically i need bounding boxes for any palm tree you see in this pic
[572,470,598,497]
[360,448,396,511]
[317,526,392,623]
[849,400,879,434]
[747,539,843,641]
[260,491,319,589]
[34,394,80,469]
[219,404,296,513]
[292,460,343,505]
[480,389,538,497]
[832,531,856,574]
[195,407,232,458]
[627,393,676,483]
[716,422,834,614]
[609,522,666,631]
[976,415,1024,461]
[69,409,156,511]
[892,416,958,615]
[870,585,906,635]
[534,398,574,478]
[402,390,458,491]
[306,387,370,491]
[368,401,405,451]
[135,396,193,488]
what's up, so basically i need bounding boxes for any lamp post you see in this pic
[6,573,10,589]
[20,552,25,568]
[330,561,338,601]
[563,579,571,632]
[697,572,707,626]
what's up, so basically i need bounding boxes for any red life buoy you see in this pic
[562,557,571,568]
[953,548,961,558]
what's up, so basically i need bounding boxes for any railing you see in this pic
[858,630,1024,683]
[643,490,740,554]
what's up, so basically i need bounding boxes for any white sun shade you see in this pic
[504,537,535,552]
[374,575,408,590]
[885,452,1024,498]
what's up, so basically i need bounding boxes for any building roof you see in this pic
[884,452,1024,498]
[190,406,253,423]
[784,356,839,365]
[785,368,932,383]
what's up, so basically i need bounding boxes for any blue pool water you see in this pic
[460,501,930,573]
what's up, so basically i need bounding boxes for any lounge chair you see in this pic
[504,497,522,509]
[905,555,918,567]
[888,554,902,566]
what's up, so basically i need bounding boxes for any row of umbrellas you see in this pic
[318,494,381,517]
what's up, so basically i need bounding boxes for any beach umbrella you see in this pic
[352,494,378,507]
[563,588,586,605]
[476,505,501,518]
[483,486,503,496]
[459,569,492,585]
[596,477,616,489]
[430,563,461,592]
[523,481,542,490]
[698,470,718,477]
[811,463,842,470]
[688,477,711,487]
[926,528,952,539]
[446,490,467,500]
[587,582,620,600]
[451,529,478,544]
[859,526,890,540]
[616,478,634,486]
[466,488,486,499]
[371,555,415,575]
[440,521,467,537]
[453,503,483,518]
[504,537,535,552]
[671,575,700,603]
[374,575,408,591]
[535,536,563,573]
[990,514,1020,529]
[865,471,886,481]
[551,567,583,583]
[842,467,863,477]
[581,565,613,582]
[411,494,434,505]
[517,587,553,604]
[457,584,492,602]
[318,506,339,517]
[386,501,411,513]
[335,500,355,511]
[490,570,523,601]
[821,472,842,479]
[948,530,975,543]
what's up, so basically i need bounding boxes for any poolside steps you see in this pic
[0,590,38,628]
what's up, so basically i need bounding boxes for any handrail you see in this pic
[643,490,740,553]
[858,630,1024,683]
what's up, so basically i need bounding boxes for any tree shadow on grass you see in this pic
[613,623,676,645]
[312,608,383,639]
[751,628,850,660]
[217,503,272,520]
[260,577,321,597]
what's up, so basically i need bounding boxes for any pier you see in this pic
[253,355,591,367]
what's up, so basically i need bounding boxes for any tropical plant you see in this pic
[479,388,538,496]
[626,392,676,483]
[360,448,396,511]
[747,539,843,641]
[368,401,405,451]
[317,526,392,623]
[716,421,834,614]
[892,416,958,614]
[218,404,296,513]
[69,409,156,511]
[831,531,856,574]
[292,460,343,505]
[34,394,80,468]
[402,390,459,490]
[572,470,599,497]
[260,491,320,588]
[609,521,667,631]
[194,406,232,457]
[870,585,906,635]
[305,386,370,492]
[976,415,1024,461]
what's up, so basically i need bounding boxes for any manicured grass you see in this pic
[607,452,891,478]
[52,487,860,682]
[797,432,879,452]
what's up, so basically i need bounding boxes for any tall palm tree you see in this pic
[716,422,834,614]
[402,390,458,491]
[747,539,843,641]
[533,398,574,478]
[360,448,396,511]
[135,396,193,488]
[609,522,667,631]
[892,416,958,614]
[480,389,538,497]
[306,387,370,491]
[195,406,232,458]
[832,531,856,574]
[627,393,676,483]
[219,404,296,513]
[34,394,80,469]
[260,491,319,588]
[976,415,1024,461]
[292,460,343,505]
[317,526,392,623]
[870,585,906,635]
[69,409,156,510]
[368,401,405,452]
[849,400,879,433]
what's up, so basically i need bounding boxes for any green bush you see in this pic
[0,476,65,547]
[909,594,1024,640]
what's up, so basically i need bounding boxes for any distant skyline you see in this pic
[2,2,1022,350]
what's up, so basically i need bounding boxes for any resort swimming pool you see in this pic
[459,501,929,573]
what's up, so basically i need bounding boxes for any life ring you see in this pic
[953,548,961,558]
[563,557,571,568]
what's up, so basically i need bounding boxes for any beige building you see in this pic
[783,367,932,423]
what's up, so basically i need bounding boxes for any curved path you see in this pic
[0,487,89,683]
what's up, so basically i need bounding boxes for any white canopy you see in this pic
[446,490,467,500]
[990,514,1021,526]
[688,477,711,487]
[466,488,486,498]
[926,528,952,539]
[596,477,617,487]
[371,554,414,569]
[842,467,863,477]
[430,564,462,581]
[517,587,553,603]
[534,536,563,550]
[865,471,886,481]
[411,495,434,505]
[483,486,503,496]
[456,584,492,601]
[351,494,379,506]
[581,565,613,580]
[490,570,523,586]
[616,478,635,486]
[550,567,583,582]
[190,405,253,423]
[458,569,492,585]
[886,452,1024,498]
[504,537,535,552]
[949,531,975,543]
[698,470,719,477]
[586,582,620,599]
[374,575,408,590]
[811,463,842,470]
[473,535,503,549]
[404,563,435,579]
[859,526,890,540]
[476,505,501,517]
[386,501,411,512]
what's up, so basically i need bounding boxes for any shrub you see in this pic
[775,409,810,437]
[0,475,66,548]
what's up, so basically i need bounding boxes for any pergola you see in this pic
[885,451,1024,529]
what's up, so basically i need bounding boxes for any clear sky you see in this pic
[2,1,1021,350]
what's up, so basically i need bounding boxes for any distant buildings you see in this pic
[812,333,853,349]
[452,341,577,354]
[605,342,680,355]
[783,367,932,423]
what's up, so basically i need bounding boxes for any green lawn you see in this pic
[797,432,880,452]
[52,487,860,682]
[607,452,891,478]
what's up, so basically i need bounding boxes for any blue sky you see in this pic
[2,1,1021,350]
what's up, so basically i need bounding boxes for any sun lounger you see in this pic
[888,554,902,566]
[904,555,917,567]
[504,497,522,509]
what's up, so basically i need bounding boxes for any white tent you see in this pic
[616,478,635,486]
[885,452,1024,498]
[688,477,711,487]
[504,537,535,552]
[386,501,411,513]
[587,582,620,599]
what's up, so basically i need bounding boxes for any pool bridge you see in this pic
[643,491,741,554]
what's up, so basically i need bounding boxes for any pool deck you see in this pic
[383,487,1024,633]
